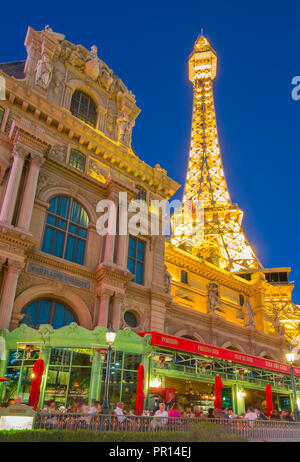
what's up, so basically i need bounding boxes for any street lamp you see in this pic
[102,324,116,414]
[286,346,300,421]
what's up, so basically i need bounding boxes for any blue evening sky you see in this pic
[1,0,299,301]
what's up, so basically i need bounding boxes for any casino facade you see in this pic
[0,26,299,414]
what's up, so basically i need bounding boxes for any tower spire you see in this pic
[172,34,261,271]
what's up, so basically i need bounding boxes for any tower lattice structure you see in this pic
[172,34,261,272]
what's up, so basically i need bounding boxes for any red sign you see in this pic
[139,331,300,377]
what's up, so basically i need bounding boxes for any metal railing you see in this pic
[34,412,300,441]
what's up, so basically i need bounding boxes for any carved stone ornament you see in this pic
[88,159,109,183]
[272,310,285,337]
[47,143,67,163]
[84,45,100,81]
[98,62,114,91]
[207,282,218,314]
[164,265,172,294]
[244,297,256,329]
[35,53,53,90]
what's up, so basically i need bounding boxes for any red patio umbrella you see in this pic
[134,363,145,415]
[214,374,224,409]
[28,358,45,410]
[266,383,274,418]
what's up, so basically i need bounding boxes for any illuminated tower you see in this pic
[172,34,261,271]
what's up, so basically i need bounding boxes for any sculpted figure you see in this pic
[85,45,100,81]
[117,114,130,143]
[164,265,172,294]
[207,282,218,314]
[68,45,86,69]
[99,62,114,91]
[35,53,53,89]
[273,310,285,336]
[244,297,256,329]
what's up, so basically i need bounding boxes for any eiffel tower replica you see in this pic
[172,33,261,272]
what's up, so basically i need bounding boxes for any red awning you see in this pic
[138,331,299,377]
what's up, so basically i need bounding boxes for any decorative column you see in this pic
[116,193,129,268]
[17,154,44,231]
[111,294,124,330]
[0,261,22,329]
[97,291,111,327]
[0,147,25,225]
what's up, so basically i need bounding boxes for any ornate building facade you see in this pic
[0,27,299,413]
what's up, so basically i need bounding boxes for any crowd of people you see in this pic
[4,397,295,427]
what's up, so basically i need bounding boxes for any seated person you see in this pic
[150,402,169,430]
[114,401,128,423]
[193,405,205,418]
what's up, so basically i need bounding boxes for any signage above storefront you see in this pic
[27,263,90,289]
[139,331,300,377]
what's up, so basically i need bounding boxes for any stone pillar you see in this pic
[103,199,117,264]
[111,294,124,330]
[0,147,25,224]
[116,194,129,267]
[97,292,111,327]
[0,261,22,329]
[17,154,44,231]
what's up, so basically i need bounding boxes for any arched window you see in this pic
[21,299,76,329]
[70,90,97,128]
[42,196,89,265]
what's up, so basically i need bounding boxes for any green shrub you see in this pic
[0,423,246,442]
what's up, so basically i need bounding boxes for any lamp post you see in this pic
[286,347,300,421]
[102,324,116,414]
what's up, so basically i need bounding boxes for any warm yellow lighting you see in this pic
[286,352,295,363]
[171,34,260,271]
[150,378,162,388]
[153,354,172,362]
[106,324,116,346]
[237,390,246,400]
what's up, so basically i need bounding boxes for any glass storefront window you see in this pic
[44,348,92,408]
[100,352,142,410]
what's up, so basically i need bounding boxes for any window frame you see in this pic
[180,270,188,284]
[41,196,89,265]
[127,236,145,285]
[21,298,77,329]
[70,90,98,128]
[69,148,86,173]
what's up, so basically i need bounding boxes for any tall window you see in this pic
[181,270,188,284]
[21,299,76,329]
[69,148,86,172]
[42,196,89,265]
[127,236,145,285]
[70,90,97,128]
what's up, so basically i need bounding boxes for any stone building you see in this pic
[0,27,299,413]
[0,25,179,335]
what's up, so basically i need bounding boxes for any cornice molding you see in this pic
[1,73,180,199]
